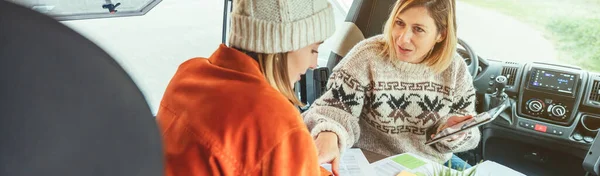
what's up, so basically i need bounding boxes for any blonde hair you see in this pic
[381,0,457,73]
[254,53,304,107]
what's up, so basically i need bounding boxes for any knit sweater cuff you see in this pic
[310,122,350,154]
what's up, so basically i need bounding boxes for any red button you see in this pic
[534,124,547,132]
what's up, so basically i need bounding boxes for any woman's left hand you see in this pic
[431,115,473,141]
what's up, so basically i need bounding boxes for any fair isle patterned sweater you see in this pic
[303,35,481,163]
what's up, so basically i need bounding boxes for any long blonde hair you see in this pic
[251,52,304,107]
[381,0,457,73]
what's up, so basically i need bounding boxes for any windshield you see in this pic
[456,0,600,72]
[15,0,597,114]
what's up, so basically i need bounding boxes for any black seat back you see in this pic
[0,1,163,176]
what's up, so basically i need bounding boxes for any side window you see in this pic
[335,0,354,13]
[317,0,352,67]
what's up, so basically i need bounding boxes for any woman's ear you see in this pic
[436,30,447,43]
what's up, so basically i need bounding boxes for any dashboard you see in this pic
[519,65,586,126]
[473,59,600,156]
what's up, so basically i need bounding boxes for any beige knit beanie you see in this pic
[229,0,336,54]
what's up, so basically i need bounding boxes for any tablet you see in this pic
[425,103,508,145]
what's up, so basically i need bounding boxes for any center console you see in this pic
[518,63,587,126]
[480,62,596,175]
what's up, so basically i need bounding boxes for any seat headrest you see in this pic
[329,22,365,58]
[325,0,394,71]
[346,0,395,38]
[0,1,163,176]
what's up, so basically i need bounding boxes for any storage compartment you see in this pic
[484,137,586,176]
[571,114,599,144]
[581,114,600,132]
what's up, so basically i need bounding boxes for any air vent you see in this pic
[501,67,518,86]
[589,79,600,103]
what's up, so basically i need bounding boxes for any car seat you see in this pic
[0,1,163,176]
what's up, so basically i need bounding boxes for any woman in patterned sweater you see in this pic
[303,0,480,172]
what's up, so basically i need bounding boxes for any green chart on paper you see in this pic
[391,154,427,170]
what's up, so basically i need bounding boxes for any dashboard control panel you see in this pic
[524,98,569,119]
[518,65,587,126]
[519,121,565,136]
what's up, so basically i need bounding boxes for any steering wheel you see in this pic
[457,38,479,78]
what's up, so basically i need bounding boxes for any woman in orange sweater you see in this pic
[156,0,336,175]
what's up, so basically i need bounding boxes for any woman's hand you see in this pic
[314,132,341,176]
[432,115,473,141]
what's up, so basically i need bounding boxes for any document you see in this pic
[321,148,375,176]
[371,153,441,176]
[462,161,526,176]
[371,153,526,176]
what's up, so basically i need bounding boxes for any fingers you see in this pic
[447,132,467,141]
[331,155,341,176]
[451,115,471,123]
[436,123,447,133]
[464,115,474,120]
[447,115,474,126]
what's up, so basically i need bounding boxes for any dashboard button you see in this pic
[534,124,547,132]
[550,129,564,136]
[524,123,534,129]
[573,133,584,141]
[550,104,567,118]
[584,136,594,143]
[526,99,545,114]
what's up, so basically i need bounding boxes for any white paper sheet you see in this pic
[372,159,408,176]
[463,161,526,176]
[371,153,525,176]
[321,148,375,176]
